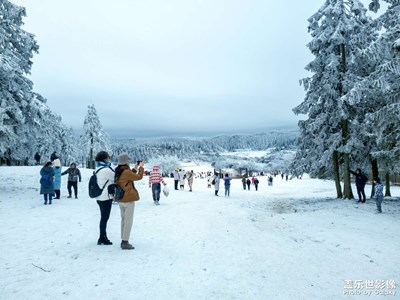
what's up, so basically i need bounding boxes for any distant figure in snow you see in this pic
[52,159,62,199]
[373,177,384,213]
[254,177,259,191]
[34,152,41,165]
[50,151,59,162]
[223,173,232,197]
[214,174,220,196]
[242,177,247,190]
[187,170,194,192]
[62,163,82,198]
[179,169,185,190]
[40,161,55,205]
[149,165,167,205]
[285,174,288,181]
[268,175,273,186]
[350,168,368,203]
[174,168,180,190]
[251,176,255,184]
[207,175,213,188]
[246,178,251,190]
[281,173,284,180]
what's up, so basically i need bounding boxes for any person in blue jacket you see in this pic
[40,161,55,205]
[53,159,62,199]
[223,173,232,197]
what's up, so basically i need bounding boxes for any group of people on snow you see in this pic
[173,168,195,192]
[39,152,82,205]
[350,168,384,213]
[39,153,387,250]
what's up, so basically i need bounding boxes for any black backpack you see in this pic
[107,169,129,201]
[88,167,109,198]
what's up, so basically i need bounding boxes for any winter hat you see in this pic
[53,159,61,167]
[153,165,160,171]
[117,153,132,165]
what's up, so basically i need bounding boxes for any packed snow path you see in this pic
[1,166,399,300]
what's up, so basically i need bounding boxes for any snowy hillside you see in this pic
[1,166,399,300]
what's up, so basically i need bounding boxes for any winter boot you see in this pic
[67,195,72,198]
[121,240,134,250]
[98,236,113,245]
[155,201,160,206]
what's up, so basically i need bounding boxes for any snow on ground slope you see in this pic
[0,166,399,300]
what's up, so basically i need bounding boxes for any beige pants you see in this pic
[119,202,135,241]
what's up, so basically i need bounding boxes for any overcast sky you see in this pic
[14,0,328,136]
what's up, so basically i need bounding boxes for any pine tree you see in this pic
[0,1,39,160]
[82,104,111,169]
[293,0,374,198]
[348,0,400,196]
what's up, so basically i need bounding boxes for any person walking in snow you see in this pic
[214,174,220,196]
[40,161,55,205]
[242,177,247,190]
[246,178,251,190]
[115,153,144,250]
[53,159,62,199]
[149,165,167,205]
[94,151,115,245]
[223,173,232,197]
[254,177,259,191]
[173,168,180,190]
[187,170,194,192]
[268,175,273,186]
[373,177,384,213]
[179,169,185,190]
[350,168,368,203]
[61,163,82,198]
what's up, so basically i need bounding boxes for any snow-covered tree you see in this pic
[293,0,375,198]
[82,104,111,168]
[347,0,400,196]
[0,0,39,160]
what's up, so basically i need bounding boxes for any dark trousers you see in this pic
[255,184,258,191]
[43,194,53,204]
[356,186,366,202]
[152,183,161,201]
[174,180,179,190]
[68,181,78,197]
[54,190,60,199]
[97,200,113,238]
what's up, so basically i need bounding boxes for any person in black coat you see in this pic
[350,168,368,203]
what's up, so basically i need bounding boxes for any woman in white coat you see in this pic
[94,151,115,245]
[214,174,220,196]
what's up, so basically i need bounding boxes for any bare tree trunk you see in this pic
[333,151,343,198]
[341,119,353,199]
[370,158,379,198]
[385,172,391,197]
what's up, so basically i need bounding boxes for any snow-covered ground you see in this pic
[1,166,399,300]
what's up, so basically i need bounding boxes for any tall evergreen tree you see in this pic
[293,0,374,198]
[348,0,400,196]
[82,104,111,168]
[0,0,39,159]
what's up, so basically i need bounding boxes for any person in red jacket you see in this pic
[149,165,166,205]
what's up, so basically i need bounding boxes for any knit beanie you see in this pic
[53,159,61,167]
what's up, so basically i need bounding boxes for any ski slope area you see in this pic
[0,166,399,300]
